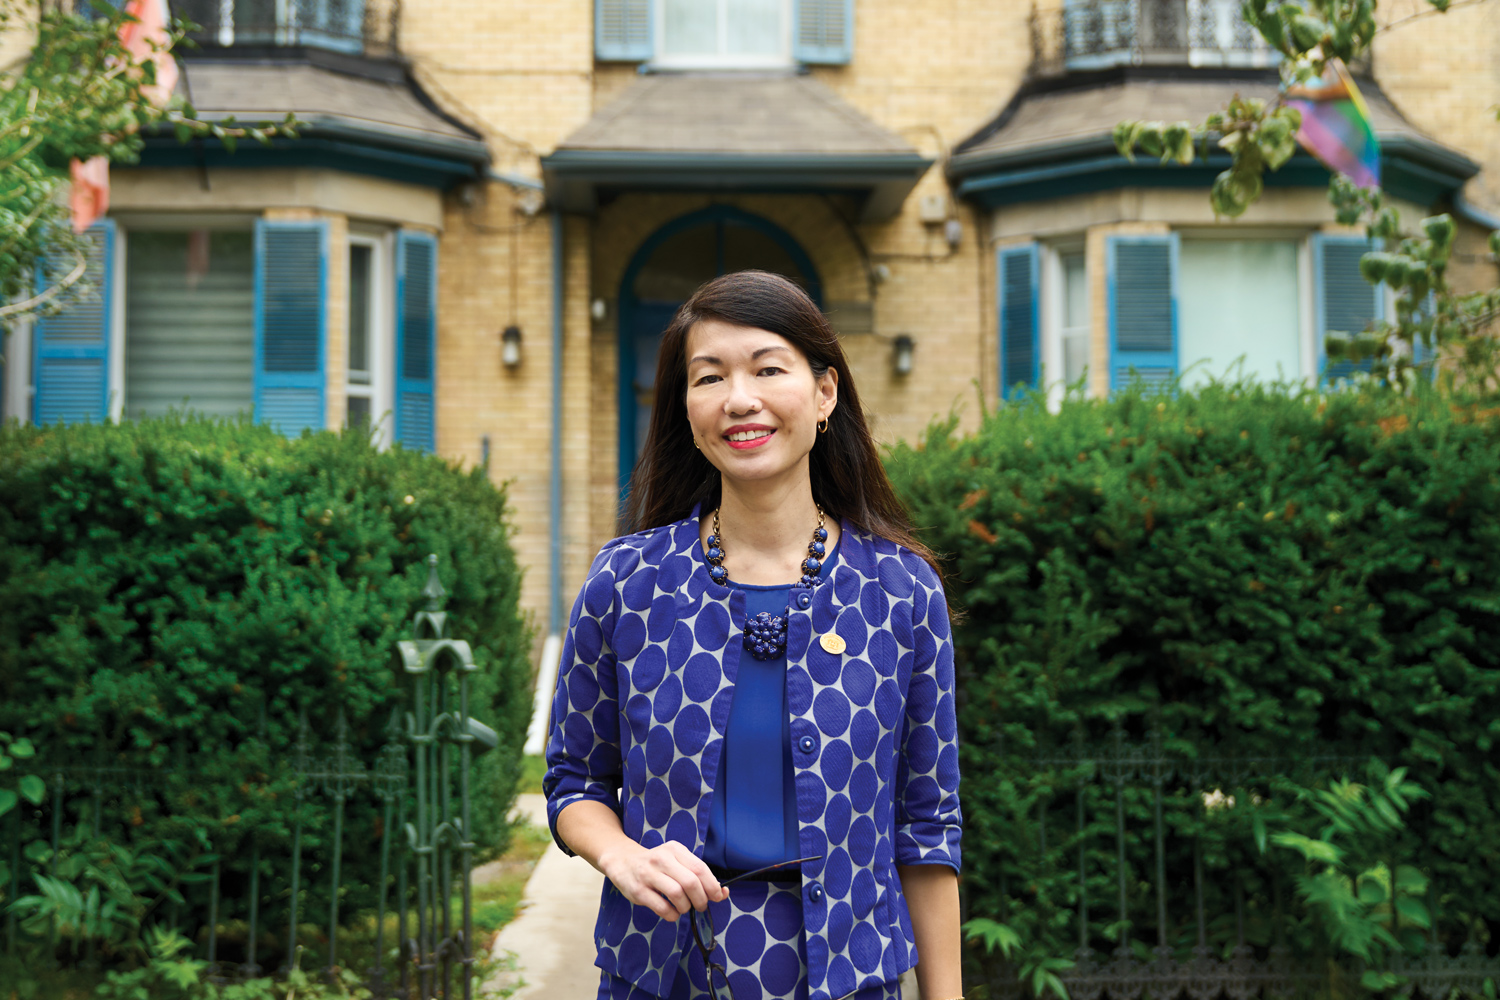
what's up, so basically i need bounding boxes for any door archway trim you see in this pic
[617,206,824,492]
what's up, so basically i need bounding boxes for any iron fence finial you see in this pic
[423,554,446,612]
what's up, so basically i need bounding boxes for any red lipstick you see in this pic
[722,423,775,450]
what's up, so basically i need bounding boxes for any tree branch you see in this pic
[0,253,88,319]
[1376,0,1493,34]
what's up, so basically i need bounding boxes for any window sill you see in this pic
[644,55,797,72]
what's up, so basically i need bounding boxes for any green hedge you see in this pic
[0,417,532,961]
[886,382,1500,970]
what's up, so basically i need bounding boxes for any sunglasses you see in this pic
[689,855,823,1000]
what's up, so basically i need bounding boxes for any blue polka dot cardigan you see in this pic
[544,509,963,1000]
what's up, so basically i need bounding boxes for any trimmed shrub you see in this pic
[0,416,531,962]
[885,382,1500,972]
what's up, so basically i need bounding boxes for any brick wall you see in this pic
[359,0,1499,649]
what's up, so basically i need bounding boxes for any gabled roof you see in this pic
[948,68,1479,208]
[543,73,931,220]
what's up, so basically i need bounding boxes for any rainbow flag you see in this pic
[1283,57,1381,190]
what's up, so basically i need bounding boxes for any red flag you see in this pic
[70,156,110,233]
[69,0,179,232]
[119,0,179,107]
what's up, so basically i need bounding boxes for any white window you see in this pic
[657,0,793,67]
[345,230,395,446]
[1060,251,1089,387]
[1032,232,1315,405]
[1038,243,1090,409]
[91,217,398,440]
[1177,238,1306,386]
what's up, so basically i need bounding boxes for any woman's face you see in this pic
[683,319,838,489]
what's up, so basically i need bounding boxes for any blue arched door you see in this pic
[618,207,822,487]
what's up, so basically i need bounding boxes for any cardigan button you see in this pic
[808,883,823,903]
[798,735,816,754]
[796,592,811,609]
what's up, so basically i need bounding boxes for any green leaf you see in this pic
[1394,865,1429,894]
[1361,251,1396,284]
[1357,876,1387,905]
[10,738,35,758]
[1113,121,1144,162]
[1289,13,1329,48]
[963,916,1022,957]
[1162,123,1195,165]
[19,774,45,805]
[1362,970,1404,991]
[1272,831,1343,865]
[164,960,203,989]
[0,788,15,817]
[1394,895,1431,929]
[1372,793,1403,829]
[1422,214,1456,251]
[1210,165,1264,217]
[1246,0,1287,50]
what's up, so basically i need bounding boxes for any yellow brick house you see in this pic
[5,0,1497,701]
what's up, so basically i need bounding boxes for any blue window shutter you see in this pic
[395,230,437,454]
[596,0,651,60]
[1314,233,1382,382]
[794,0,853,64]
[1107,234,1179,391]
[33,221,115,425]
[998,243,1040,399]
[254,219,328,437]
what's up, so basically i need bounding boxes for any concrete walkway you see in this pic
[485,794,922,999]
[485,793,606,998]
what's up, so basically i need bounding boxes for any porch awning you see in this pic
[542,73,932,221]
[948,69,1479,209]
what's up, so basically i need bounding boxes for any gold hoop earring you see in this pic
[817,418,829,434]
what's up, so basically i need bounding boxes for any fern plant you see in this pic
[1268,762,1432,991]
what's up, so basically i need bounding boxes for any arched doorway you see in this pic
[617,206,822,486]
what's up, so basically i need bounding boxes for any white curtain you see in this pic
[1178,240,1301,387]
[124,229,255,420]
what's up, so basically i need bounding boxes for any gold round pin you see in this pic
[819,633,847,655]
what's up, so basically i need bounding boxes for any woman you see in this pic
[545,271,963,1000]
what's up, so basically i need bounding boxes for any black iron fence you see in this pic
[980,727,1500,1000]
[1030,0,1280,76]
[172,0,398,54]
[2,557,487,999]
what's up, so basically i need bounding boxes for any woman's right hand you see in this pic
[598,840,729,921]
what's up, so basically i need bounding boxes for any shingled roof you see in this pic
[948,69,1478,207]
[560,73,914,156]
[543,72,931,220]
[177,49,487,162]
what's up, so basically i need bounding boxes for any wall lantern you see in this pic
[892,334,915,376]
[501,325,523,368]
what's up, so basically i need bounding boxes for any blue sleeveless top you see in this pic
[702,541,841,869]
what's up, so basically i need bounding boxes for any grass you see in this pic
[0,813,555,1000]
[471,818,552,948]
[517,755,546,795]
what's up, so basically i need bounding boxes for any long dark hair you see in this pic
[622,270,944,580]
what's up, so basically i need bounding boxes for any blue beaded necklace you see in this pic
[704,505,829,662]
